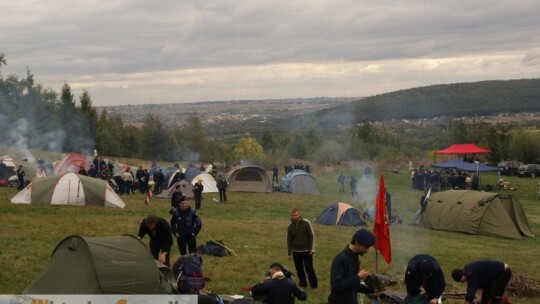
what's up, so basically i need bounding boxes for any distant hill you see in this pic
[306,78,540,127]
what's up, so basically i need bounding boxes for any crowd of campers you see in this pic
[411,169,481,192]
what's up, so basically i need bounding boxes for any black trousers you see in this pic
[177,234,197,255]
[481,268,512,303]
[292,251,318,288]
[194,195,202,209]
[150,243,170,266]
[219,189,227,202]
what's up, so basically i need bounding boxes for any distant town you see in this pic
[99,97,359,126]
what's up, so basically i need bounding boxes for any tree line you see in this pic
[1,53,539,168]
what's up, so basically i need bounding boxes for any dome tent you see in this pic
[420,190,534,239]
[155,180,195,199]
[315,202,366,226]
[225,165,272,193]
[11,172,125,208]
[24,235,175,294]
[280,170,320,195]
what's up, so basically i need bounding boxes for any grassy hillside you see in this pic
[1,164,539,303]
[303,78,540,128]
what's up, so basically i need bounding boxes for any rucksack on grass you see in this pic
[172,253,205,294]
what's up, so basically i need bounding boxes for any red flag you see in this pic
[373,173,391,264]
[144,189,153,205]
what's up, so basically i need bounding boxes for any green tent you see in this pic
[24,235,176,294]
[11,172,125,207]
[420,190,534,239]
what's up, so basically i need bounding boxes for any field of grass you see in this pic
[1,165,539,303]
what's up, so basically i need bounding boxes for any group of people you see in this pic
[135,181,511,304]
[411,168,480,192]
[248,208,512,304]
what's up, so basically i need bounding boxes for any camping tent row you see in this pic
[158,165,274,198]
[420,190,534,239]
[11,172,126,208]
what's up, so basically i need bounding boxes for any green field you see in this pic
[1,166,539,304]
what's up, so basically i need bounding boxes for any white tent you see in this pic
[11,172,125,208]
[191,172,218,193]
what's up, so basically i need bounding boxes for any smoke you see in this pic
[347,160,379,215]
[8,118,38,165]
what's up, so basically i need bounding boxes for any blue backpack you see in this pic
[173,253,205,294]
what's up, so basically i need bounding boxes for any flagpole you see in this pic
[375,250,379,273]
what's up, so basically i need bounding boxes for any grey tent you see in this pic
[155,180,195,199]
[315,202,366,226]
[280,170,320,195]
[24,235,176,294]
[225,165,272,193]
[420,190,534,239]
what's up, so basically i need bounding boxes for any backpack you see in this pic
[172,253,205,294]
[199,240,229,257]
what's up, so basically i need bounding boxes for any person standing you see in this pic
[251,264,307,304]
[217,175,228,202]
[170,198,202,255]
[153,168,165,194]
[350,177,358,199]
[16,165,25,190]
[122,168,134,195]
[338,172,345,193]
[287,208,318,289]
[272,165,279,184]
[99,164,111,181]
[193,179,204,210]
[385,188,392,222]
[451,260,512,304]
[405,254,446,304]
[328,229,377,304]
[88,164,98,178]
[170,185,184,213]
[136,165,145,193]
[137,214,173,266]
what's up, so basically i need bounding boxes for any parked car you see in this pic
[497,161,524,176]
[517,164,540,178]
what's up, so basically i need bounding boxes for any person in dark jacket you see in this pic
[153,168,165,194]
[138,214,173,266]
[16,165,25,190]
[170,198,202,255]
[170,185,184,212]
[405,254,446,304]
[328,229,377,304]
[193,179,204,210]
[88,164,98,178]
[251,264,307,304]
[287,208,318,289]
[451,260,511,304]
[217,175,228,202]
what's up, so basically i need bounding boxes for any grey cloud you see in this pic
[1,0,540,105]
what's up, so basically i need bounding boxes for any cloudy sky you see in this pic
[1,0,539,106]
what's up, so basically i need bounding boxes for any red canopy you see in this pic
[435,143,491,155]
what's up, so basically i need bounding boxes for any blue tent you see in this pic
[184,167,202,183]
[315,202,366,226]
[431,159,498,172]
[280,170,320,195]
